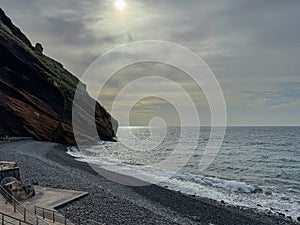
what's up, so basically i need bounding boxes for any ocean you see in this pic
[67,126,300,220]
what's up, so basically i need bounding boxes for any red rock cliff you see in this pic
[0,8,118,146]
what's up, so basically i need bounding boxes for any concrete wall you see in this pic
[0,168,20,181]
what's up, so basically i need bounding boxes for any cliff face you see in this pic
[0,8,118,146]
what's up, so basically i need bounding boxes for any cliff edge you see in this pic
[0,8,118,146]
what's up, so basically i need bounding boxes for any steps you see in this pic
[0,186,54,225]
[0,194,27,224]
[0,185,76,225]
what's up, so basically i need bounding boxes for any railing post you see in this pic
[1,186,50,225]
[53,211,55,222]
[24,208,26,222]
[65,216,67,225]
[34,206,36,215]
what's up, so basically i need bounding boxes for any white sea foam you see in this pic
[173,173,257,193]
[67,137,300,221]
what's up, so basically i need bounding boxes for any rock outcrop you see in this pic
[35,43,43,54]
[0,8,118,145]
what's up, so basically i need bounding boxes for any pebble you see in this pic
[253,186,263,193]
[1,142,297,225]
[265,191,272,196]
[277,212,285,217]
[0,144,175,225]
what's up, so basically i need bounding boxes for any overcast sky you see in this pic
[1,0,300,125]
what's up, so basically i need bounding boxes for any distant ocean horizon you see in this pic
[68,126,300,220]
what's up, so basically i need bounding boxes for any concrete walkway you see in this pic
[0,185,87,225]
[22,186,88,225]
[0,195,25,224]
[24,186,88,210]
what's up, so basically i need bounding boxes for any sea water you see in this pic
[67,126,300,220]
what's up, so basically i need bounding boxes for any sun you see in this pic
[114,0,126,11]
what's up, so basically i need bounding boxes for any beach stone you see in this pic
[265,191,272,196]
[253,186,263,193]
[277,212,285,217]
[31,180,38,185]
[297,216,300,221]
[1,140,297,225]
[191,216,201,222]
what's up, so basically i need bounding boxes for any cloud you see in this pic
[1,0,299,125]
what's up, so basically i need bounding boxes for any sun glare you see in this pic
[114,0,126,11]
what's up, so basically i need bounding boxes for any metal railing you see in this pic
[0,186,51,225]
[33,207,72,225]
[33,207,106,225]
[0,185,102,225]
[0,211,33,225]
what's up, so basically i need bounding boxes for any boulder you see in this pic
[35,42,43,54]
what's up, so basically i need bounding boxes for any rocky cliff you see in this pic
[0,8,118,146]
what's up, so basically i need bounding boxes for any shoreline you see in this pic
[0,140,297,225]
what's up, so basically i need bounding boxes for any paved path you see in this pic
[1,185,87,225]
[25,186,88,210]
[0,192,70,225]
[22,186,88,225]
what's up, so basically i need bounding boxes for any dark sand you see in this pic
[0,140,297,225]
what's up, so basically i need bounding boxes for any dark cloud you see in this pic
[1,0,299,125]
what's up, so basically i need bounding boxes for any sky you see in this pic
[1,0,300,126]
